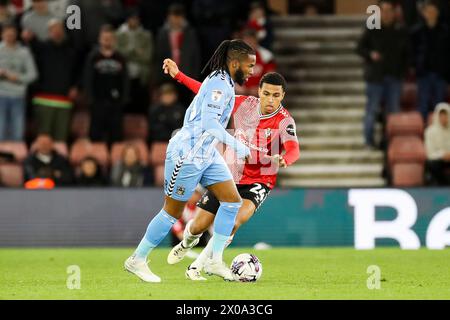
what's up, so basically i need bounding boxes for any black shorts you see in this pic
[197,183,271,215]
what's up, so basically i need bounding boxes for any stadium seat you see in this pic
[400,83,417,110]
[123,115,149,140]
[386,112,424,140]
[391,163,424,187]
[0,163,24,187]
[149,142,168,166]
[70,139,109,167]
[110,140,149,166]
[71,111,90,140]
[153,165,165,187]
[388,136,426,168]
[0,142,28,163]
[30,141,69,158]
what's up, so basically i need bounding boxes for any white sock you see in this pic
[182,220,202,248]
[191,236,213,270]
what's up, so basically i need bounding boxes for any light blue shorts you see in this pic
[163,148,233,202]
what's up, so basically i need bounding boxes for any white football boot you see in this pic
[204,259,234,281]
[185,264,207,281]
[167,239,200,265]
[124,255,161,283]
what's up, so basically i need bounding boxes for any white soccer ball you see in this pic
[230,253,262,282]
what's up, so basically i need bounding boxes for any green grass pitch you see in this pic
[0,247,449,300]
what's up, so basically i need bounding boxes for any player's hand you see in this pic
[162,58,179,78]
[279,156,287,168]
[269,154,287,168]
[370,51,382,62]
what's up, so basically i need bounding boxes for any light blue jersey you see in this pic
[164,70,250,201]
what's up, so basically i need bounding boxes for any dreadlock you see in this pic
[201,39,255,76]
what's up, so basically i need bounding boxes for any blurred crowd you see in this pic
[357,0,450,185]
[0,0,278,188]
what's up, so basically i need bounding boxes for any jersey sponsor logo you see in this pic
[211,90,223,102]
[207,103,221,110]
[286,124,296,136]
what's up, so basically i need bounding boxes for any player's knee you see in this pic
[163,201,185,219]
[224,194,242,204]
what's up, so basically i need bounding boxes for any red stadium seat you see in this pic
[388,136,426,168]
[401,83,417,110]
[0,141,28,163]
[30,141,69,158]
[110,140,149,166]
[70,139,109,167]
[391,163,424,187]
[386,112,424,140]
[71,111,90,140]
[0,163,24,187]
[123,115,149,140]
[153,165,165,187]
[149,142,168,166]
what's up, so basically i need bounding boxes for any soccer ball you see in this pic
[230,253,262,282]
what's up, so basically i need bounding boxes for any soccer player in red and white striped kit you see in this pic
[162,58,300,280]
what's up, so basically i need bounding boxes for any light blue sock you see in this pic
[134,209,177,259]
[212,201,241,262]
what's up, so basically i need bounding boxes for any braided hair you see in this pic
[202,39,255,76]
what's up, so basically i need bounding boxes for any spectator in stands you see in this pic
[0,23,38,141]
[70,0,123,48]
[154,4,201,86]
[137,0,177,36]
[411,0,450,121]
[425,102,450,185]
[401,0,450,27]
[0,0,15,33]
[21,0,55,41]
[116,9,153,114]
[83,24,129,145]
[76,156,107,187]
[148,83,184,143]
[356,0,410,149]
[192,0,234,67]
[23,134,73,186]
[110,144,146,187]
[24,19,78,142]
[236,28,276,96]
[245,1,274,50]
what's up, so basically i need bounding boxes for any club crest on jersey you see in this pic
[264,128,272,138]
[211,90,223,102]
[176,186,186,196]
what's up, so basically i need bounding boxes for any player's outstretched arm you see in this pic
[163,58,246,115]
[162,58,202,94]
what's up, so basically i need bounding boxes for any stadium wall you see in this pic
[0,188,449,248]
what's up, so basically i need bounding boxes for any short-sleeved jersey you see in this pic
[170,71,235,161]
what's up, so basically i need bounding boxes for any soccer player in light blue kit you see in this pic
[125,40,256,282]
